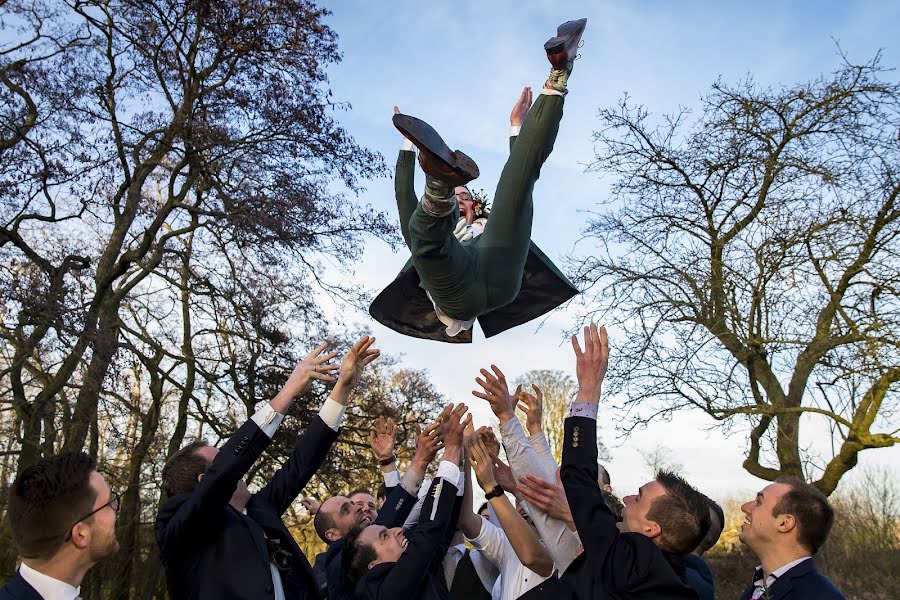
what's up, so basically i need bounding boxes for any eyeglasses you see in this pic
[64,491,121,542]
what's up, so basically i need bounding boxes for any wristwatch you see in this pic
[378,454,397,466]
[484,484,504,500]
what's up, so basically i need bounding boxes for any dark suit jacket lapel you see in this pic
[767,559,817,599]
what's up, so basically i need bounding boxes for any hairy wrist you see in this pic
[496,411,515,424]
[574,385,601,404]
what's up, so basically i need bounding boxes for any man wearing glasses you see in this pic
[2,452,120,599]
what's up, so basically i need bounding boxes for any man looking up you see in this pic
[313,413,445,600]
[2,453,120,599]
[739,477,845,599]
[343,404,472,600]
[560,323,710,599]
[155,336,379,600]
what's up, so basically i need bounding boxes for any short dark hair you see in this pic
[376,484,388,500]
[602,490,624,520]
[8,452,98,560]
[314,504,336,542]
[342,524,377,584]
[477,502,489,515]
[772,476,834,554]
[349,488,373,499]
[161,440,209,497]
[646,471,711,555]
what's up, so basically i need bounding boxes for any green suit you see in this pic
[369,94,577,343]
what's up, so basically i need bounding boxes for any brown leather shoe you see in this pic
[392,113,479,187]
[544,18,587,70]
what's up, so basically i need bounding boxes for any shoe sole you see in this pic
[544,18,587,55]
[392,114,479,183]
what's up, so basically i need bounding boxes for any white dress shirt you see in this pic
[468,517,549,600]
[751,556,812,599]
[247,397,349,600]
[18,562,81,600]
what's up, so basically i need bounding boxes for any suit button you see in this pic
[234,449,240,455]
[573,442,579,448]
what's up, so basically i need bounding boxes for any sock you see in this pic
[421,176,456,217]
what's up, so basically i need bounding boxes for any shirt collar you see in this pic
[753,556,812,591]
[18,562,81,600]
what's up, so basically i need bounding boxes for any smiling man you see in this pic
[558,324,710,599]
[738,478,845,599]
[342,403,471,600]
[2,452,120,600]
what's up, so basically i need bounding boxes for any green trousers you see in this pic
[395,93,564,320]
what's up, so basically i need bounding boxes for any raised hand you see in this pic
[516,384,544,436]
[572,323,608,404]
[491,453,517,494]
[300,496,320,516]
[476,426,501,458]
[517,475,574,526]
[473,365,516,424]
[411,415,445,470]
[441,403,472,465]
[510,86,533,127]
[333,336,380,404]
[272,342,340,412]
[368,415,397,462]
[467,437,498,492]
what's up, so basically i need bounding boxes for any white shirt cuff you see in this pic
[436,460,461,488]
[383,469,401,488]
[318,398,346,432]
[569,402,599,420]
[251,404,285,438]
[401,138,415,152]
[509,125,521,137]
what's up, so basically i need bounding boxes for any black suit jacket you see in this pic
[355,476,461,600]
[155,414,338,600]
[0,573,43,600]
[560,416,698,599]
[739,559,845,600]
[316,482,418,600]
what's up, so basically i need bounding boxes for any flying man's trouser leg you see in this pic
[476,92,564,309]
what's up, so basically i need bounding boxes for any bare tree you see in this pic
[570,55,900,494]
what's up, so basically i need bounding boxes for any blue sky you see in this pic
[317,0,900,500]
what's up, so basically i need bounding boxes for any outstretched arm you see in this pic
[258,337,380,514]
[475,366,581,573]
[394,105,418,247]
[560,324,619,559]
[508,86,532,152]
[469,437,554,577]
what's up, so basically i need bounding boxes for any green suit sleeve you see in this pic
[395,150,418,248]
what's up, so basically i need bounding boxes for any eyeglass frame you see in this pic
[64,490,121,542]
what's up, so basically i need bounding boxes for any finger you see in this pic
[361,350,381,366]
[590,322,600,352]
[599,325,609,358]
[522,475,553,490]
[318,363,340,371]
[461,413,472,430]
[571,333,584,358]
[314,350,339,364]
[307,342,329,359]
[490,364,506,383]
[415,424,422,437]
[368,430,376,446]
[516,401,529,413]
[311,372,337,382]
[471,390,491,401]
[393,105,400,114]
[480,368,499,386]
